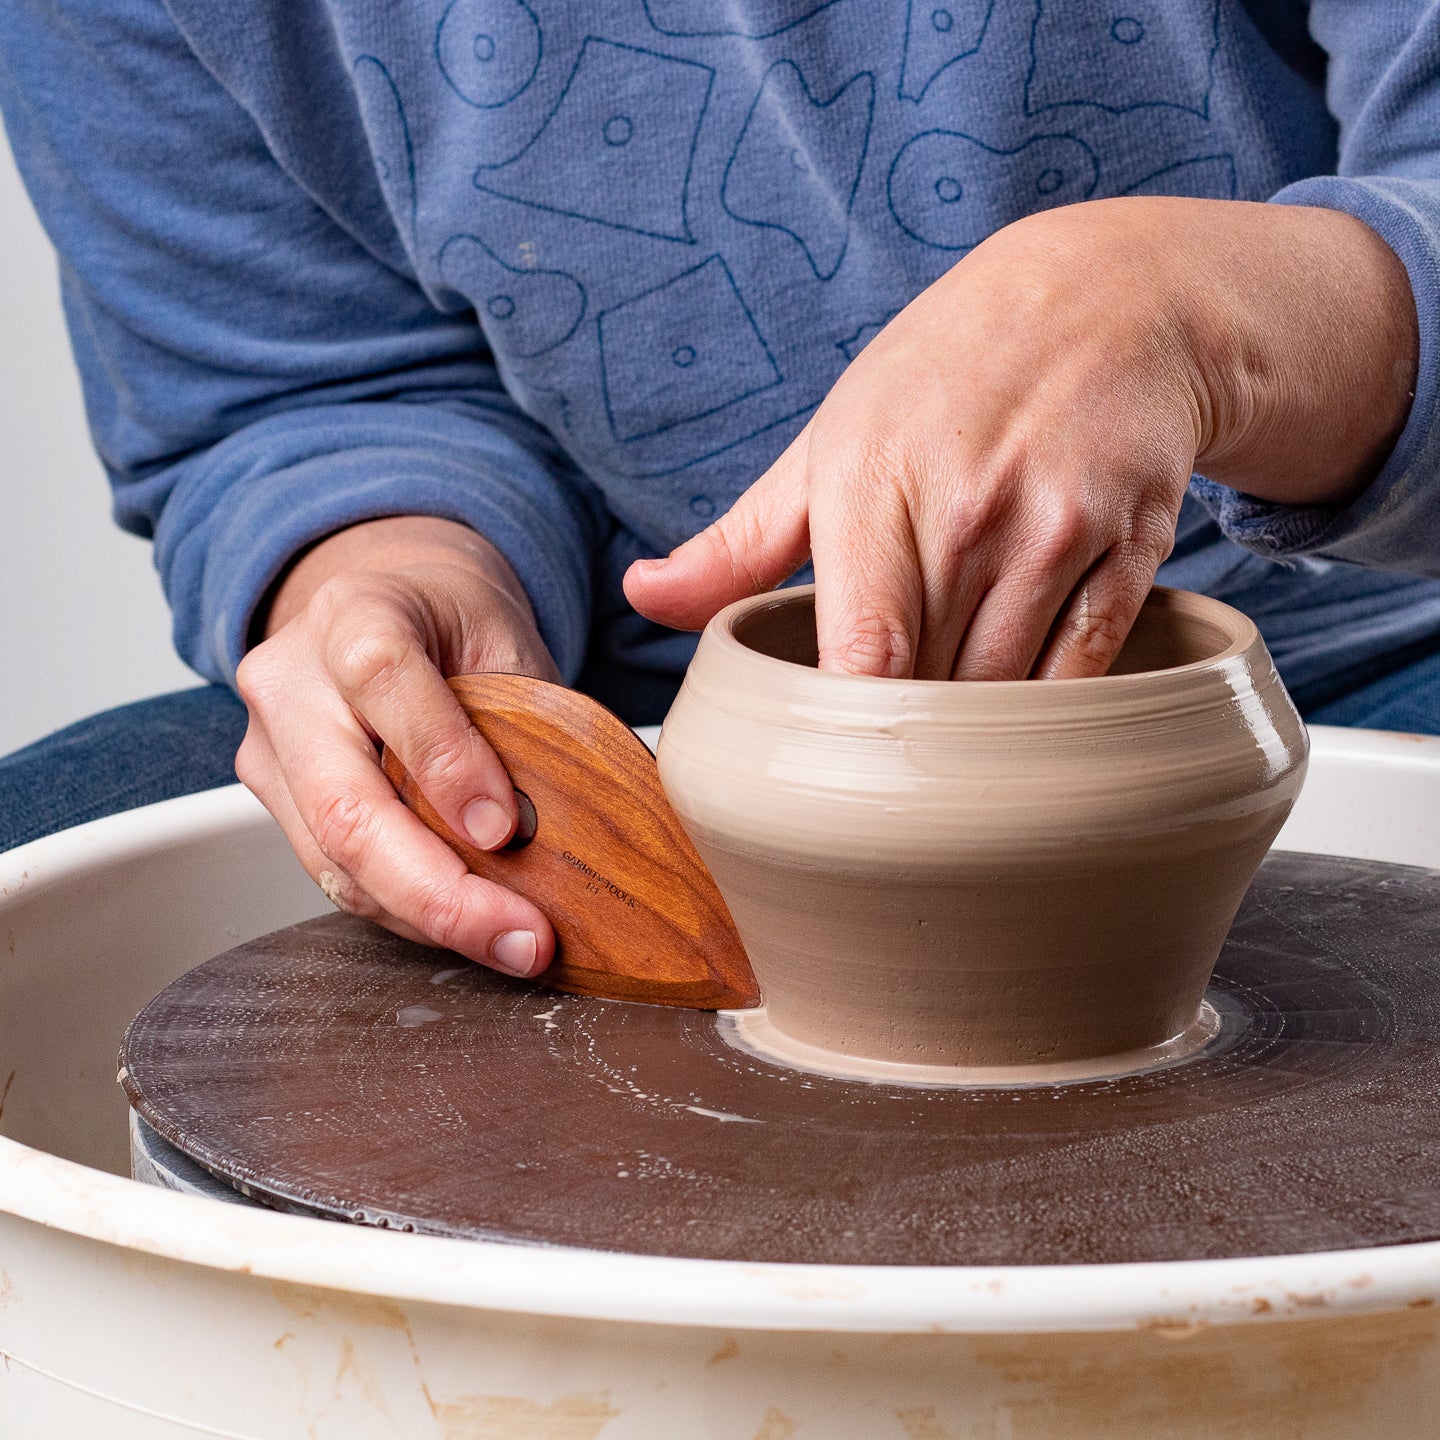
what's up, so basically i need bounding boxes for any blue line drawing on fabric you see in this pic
[899,0,993,102]
[525,383,574,434]
[474,39,714,243]
[601,400,820,478]
[1121,153,1236,199]
[1025,1,1221,118]
[437,234,586,357]
[436,0,541,109]
[598,255,783,442]
[836,312,899,363]
[642,0,844,38]
[721,62,875,282]
[353,57,418,248]
[888,130,1098,250]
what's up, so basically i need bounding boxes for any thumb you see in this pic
[624,430,812,632]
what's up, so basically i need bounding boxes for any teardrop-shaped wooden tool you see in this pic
[382,673,758,1010]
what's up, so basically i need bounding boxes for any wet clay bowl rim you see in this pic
[688,583,1266,735]
[665,583,1306,857]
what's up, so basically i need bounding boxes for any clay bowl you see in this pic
[657,585,1308,1085]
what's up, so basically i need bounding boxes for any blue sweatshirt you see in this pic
[5,1,1440,720]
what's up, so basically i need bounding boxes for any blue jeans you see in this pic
[4,649,1440,853]
[0,686,249,853]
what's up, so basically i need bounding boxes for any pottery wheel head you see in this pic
[121,853,1440,1267]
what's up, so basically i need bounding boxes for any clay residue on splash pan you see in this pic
[719,999,1226,1089]
[120,853,1440,1268]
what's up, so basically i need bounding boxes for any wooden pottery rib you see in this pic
[382,672,758,1010]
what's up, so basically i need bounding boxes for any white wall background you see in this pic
[1,128,195,755]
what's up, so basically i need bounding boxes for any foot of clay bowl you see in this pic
[658,586,1308,1081]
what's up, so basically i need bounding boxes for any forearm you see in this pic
[1169,199,1417,508]
[262,516,536,641]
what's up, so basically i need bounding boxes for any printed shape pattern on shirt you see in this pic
[401,0,1258,498]
[24,0,1420,699]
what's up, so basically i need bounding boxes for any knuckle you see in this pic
[413,883,470,952]
[1126,510,1178,568]
[469,602,535,675]
[943,471,1012,557]
[1030,495,1091,571]
[311,571,378,621]
[831,609,914,678]
[703,511,770,594]
[235,646,281,710]
[311,789,379,870]
[234,648,260,697]
[1070,599,1130,668]
[944,496,993,557]
[812,420,906,495]
[848,435,932,518]
[851,431,911,485]
[329,628,412,697]
[406,728,478,795]
[234,735,263,791]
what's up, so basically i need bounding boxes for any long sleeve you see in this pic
[1193,2,1440,576]
[0,0,606,685]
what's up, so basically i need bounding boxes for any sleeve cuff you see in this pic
[150,403,601,686]
[1194,177,1440,573]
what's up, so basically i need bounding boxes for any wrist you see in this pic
[1174,202,1418,508]
[259,516,532,641]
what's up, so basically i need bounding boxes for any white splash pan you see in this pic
[1,725,1438,1438]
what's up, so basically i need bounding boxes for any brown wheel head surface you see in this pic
[121,852,1440,1267]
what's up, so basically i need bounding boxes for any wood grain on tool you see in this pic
[382,672,757,1009]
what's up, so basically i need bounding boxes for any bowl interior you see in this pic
[730,590,1235,678]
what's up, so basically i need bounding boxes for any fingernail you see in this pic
[632,557,667,574]
[464,798,513,851]
[491,929,539,976]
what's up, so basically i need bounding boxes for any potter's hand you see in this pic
[235,517,556,977]
[625,197,1417,679]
